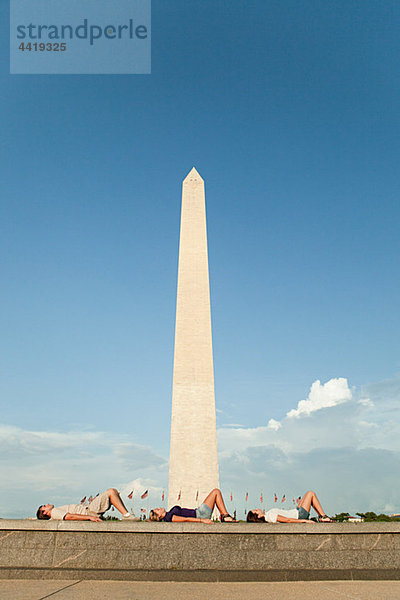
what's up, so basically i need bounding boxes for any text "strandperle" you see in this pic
[16,18,148,46]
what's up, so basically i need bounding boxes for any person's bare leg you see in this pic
[298,490,326,517]
[107,488,129,516]
[201,488,229,515]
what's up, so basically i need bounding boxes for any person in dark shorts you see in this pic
[247,490,334,523]
[149,488,236,523]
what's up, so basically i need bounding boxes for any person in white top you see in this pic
[247,490,334,523]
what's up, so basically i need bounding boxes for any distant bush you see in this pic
[334,512,351,522]
[356,512,400,522]
[332,511,400,522]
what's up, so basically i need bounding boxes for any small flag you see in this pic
[260,493,263,504]
[88,496,93,503]
[162,490,165,502]
[281,494,286,503]
[196,490,199,502]
[177,490,181,501]
[128,491,133,500]
[245,492,248,502]
[274,493,277,503]
[80,496,86,504]
[230,492,233,502]
[141,490,148,500]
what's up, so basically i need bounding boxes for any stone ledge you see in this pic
[1,521,399,581]
[1,568,400,582]
[2,520,399,533]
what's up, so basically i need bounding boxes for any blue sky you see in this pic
[1,0,400,518]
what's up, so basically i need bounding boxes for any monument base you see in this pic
[1,520,399,582]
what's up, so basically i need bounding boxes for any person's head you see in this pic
[36,504,54,520]
[247,509,266,523]
[149,507,166,521]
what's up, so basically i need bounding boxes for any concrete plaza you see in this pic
[1,580,400,600]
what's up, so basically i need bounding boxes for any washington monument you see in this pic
[168,168,219,508]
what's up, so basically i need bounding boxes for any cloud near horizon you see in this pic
[0,425,168,518]
[218,376,400,514]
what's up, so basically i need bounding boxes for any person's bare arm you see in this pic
[276,515,313,523]
[171,516,212,523]
[64,513,102,522]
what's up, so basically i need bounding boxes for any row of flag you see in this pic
[168,491,294,503]
[80,493,99,504]
[244,492,287,504]
[243,493,303,504]
[147,491,299,504]
[167,491,298,504]
[125,489,149,517]
[127,489,149,500]
[81,490,302,506]
[80,490,149,505]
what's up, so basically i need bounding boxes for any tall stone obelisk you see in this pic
[168,167,219,508]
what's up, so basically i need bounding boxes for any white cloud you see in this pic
[358,420,378,429]
[286,378,352,419]
[219,378,355,457]
[0,424,103,457]
[358,397,374,407]
[114,442,167,471]
[267,419,282,431]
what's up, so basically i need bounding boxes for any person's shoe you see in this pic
[318,515,335,522]
[220,514,237,522]
[122,514,140,521]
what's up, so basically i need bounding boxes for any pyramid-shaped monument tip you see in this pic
[184,167,203,182]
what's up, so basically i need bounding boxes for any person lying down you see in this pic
[247,490,334,523]
[150,488,236,523]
